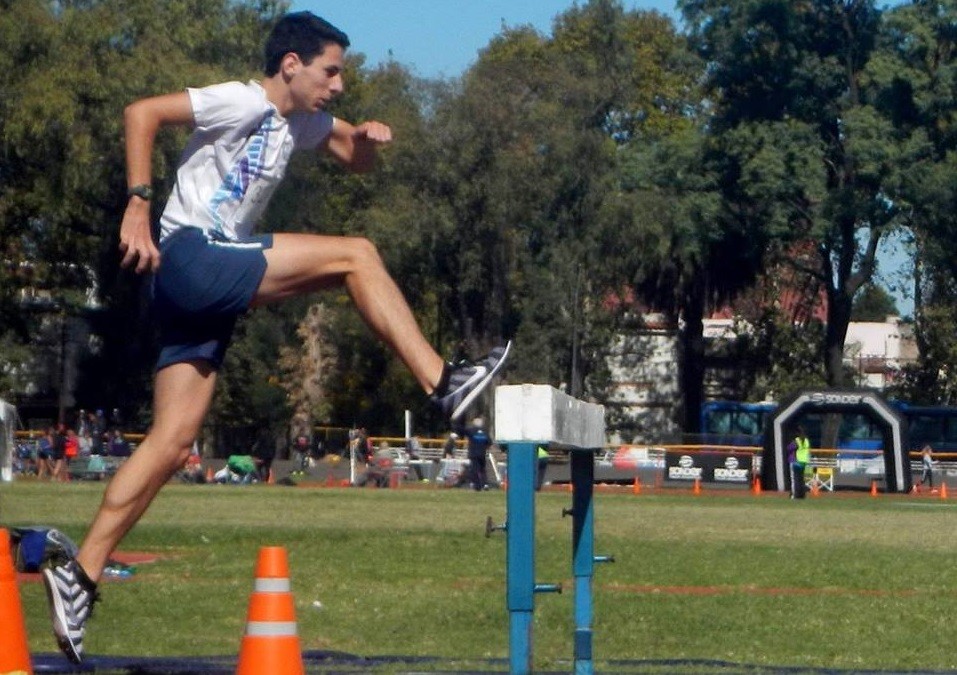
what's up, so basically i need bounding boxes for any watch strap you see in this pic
[128,184,153,200]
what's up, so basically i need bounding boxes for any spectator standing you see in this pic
[917,444,937,493]
[77,410,90,437]
[292,434,310,470]
[91,410,108,456]
[108,431,132,458]
[405,436,425,481]
[536,445,550,491]
[78,431,92,458]
[37,428,54,480]
[64,429,80,476]
[50,424,68,482]
[466,417,491,491]
[788,426,811,500]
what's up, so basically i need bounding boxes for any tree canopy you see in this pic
[4,0,957,445]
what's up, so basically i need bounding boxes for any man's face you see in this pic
[289,43,345,112]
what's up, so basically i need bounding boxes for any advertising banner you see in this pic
[665,451,753,485]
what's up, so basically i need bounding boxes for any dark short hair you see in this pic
[264,12,350,76]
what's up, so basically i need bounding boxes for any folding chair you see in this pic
[807,466,834,492]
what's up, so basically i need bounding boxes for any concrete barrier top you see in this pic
[493,384,605,450]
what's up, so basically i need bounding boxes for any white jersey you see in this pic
[159,80,334,242]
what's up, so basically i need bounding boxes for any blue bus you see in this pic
[701,399,957,453]
[893,403,957,452]
[699,401,776,447]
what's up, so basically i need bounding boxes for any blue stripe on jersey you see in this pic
[208,111,276,236]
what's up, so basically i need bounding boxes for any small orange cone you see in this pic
[501,478,508,492]
[205,466,214,483]
[693,478,702,495]
[236,546,304,675]
[870,480,878,497]
[0,528,33,675]
[941,483,949,500]
[632,478,641,495]
[810,480,820,497]
[267,469,275,485]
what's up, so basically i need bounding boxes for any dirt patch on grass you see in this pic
[603,582,920,597]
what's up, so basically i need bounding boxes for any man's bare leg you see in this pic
[75,360,218,582]
[254,233,445,393]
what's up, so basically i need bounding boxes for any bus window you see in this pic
[734,412,761,436]
[705,410,732,435]
[909,415,942,447]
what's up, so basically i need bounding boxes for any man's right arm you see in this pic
[119,92,195,274]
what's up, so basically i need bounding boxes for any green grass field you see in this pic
[3,481,956,673]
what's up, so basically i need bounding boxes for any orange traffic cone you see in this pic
[941,483,949,500]
[632,477,641,495]
[267,469,275,485]
[0,528,33,675]
[693,478,702,495]
[810,480,820,497]
[236,547,304,675]
[205,466,215,483]
[870,480,878,497]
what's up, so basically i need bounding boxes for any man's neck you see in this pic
[260,76,293,117]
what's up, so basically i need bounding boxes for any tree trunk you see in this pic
[824,287,853,387]
[679,275,706,433]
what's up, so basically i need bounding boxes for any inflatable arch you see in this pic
[762,389,911,494]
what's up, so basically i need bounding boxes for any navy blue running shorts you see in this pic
[153,227,273,371]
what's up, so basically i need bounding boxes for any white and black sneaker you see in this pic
[432,341,512,422]
[42,558,99,664]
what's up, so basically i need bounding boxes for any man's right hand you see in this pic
[118,199,161,273]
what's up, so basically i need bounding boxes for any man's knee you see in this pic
[145,429,197,469]
[348,236,384,269]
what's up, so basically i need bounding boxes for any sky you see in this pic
[292,1,679,78]
[292,0,914,316]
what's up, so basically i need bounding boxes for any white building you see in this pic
[605,315,915,442]
[604,314,681,444]
[843,316,916,389]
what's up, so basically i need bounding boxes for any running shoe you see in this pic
[42,558,99,664]
[431,341,512,422]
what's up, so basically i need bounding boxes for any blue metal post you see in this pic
[570,449,595,675]
[507,442,537,674]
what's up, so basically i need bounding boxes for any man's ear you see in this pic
[281,52,302,79]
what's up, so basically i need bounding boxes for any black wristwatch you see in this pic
[128,184,154,201]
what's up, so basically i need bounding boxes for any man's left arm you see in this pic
[321,118,392,173]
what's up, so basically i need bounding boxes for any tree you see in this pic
[680,0,908,388]
[872,1,957,403]
[851,283,898,321]
[0,0,287,425]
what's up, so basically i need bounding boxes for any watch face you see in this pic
[129,185,153,200]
